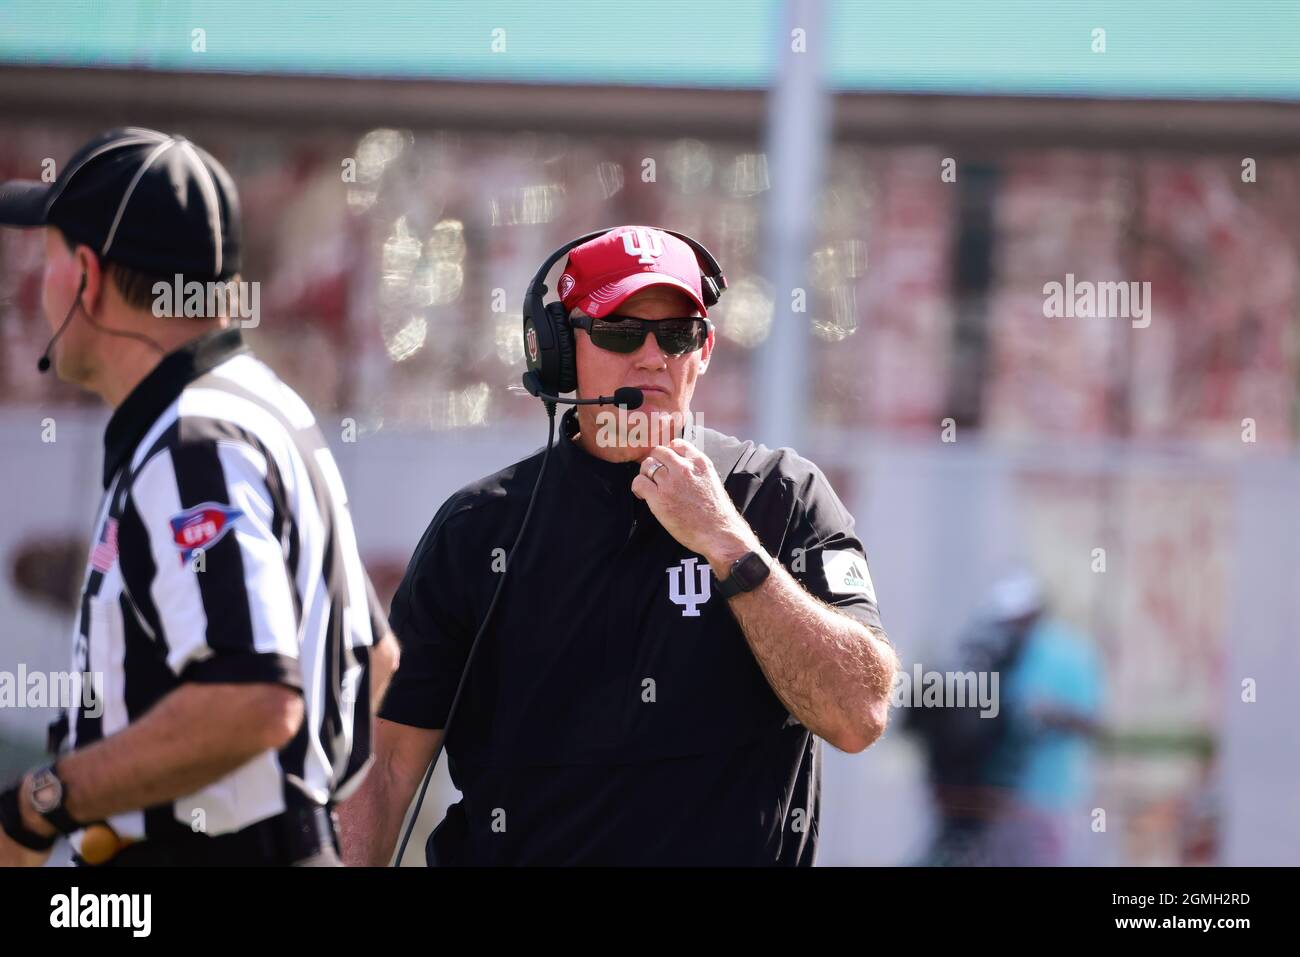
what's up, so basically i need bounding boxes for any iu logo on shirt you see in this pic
[168,502,243,564]
[666,556,711,617]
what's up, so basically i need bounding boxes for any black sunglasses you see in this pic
[571,314,712,357]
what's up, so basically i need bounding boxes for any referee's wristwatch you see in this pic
[27,764,82,836]
[715,547,771,599]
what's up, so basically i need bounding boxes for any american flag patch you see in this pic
[90,518,119,573]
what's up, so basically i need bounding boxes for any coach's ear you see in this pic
[697,320,715,373]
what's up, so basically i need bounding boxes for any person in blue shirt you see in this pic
[980,572,1105,865]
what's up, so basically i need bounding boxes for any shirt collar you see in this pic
[101,326,248,487]
[556,406,643,498]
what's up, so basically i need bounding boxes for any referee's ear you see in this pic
[70,240,106,317]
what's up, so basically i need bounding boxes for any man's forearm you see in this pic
[337,764,404,866]
[337,721,443,867]
[50,682,302,825]
[332,636,405,865]
[706,538,899,753]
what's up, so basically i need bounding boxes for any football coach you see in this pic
[0,128,398,866]
[340,225,899,866]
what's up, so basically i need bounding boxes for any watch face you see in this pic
[736,551,770,588]
[30,768,63,814]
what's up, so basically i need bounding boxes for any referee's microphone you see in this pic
[519,372,644,409]
[37,273,87,374]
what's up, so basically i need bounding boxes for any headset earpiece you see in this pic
[701,275,721,308]
[545,301,577,394]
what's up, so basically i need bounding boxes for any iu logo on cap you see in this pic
[622,227,664,265]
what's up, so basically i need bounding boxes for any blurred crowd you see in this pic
[4,126,1296,449]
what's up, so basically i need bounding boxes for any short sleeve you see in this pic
[780,460,884,634]
[119,439,302,690]
[378,501,476,730]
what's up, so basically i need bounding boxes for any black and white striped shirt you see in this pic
[54,327,384,852]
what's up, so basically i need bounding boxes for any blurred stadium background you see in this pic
[1,0,1298,865]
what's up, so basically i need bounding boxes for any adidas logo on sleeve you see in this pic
[822,549,876,602]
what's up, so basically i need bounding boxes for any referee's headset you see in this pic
[393,226,728,865]
[37,267,169,374]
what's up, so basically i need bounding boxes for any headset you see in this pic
[393,226,728,866]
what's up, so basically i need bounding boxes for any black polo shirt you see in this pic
[380,406,884,866]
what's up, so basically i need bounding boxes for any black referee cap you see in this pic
[0,127,241,281]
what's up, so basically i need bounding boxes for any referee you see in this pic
[0,128,399,866]
[340,225,900,866]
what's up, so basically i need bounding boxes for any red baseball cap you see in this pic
[558,225,709,318]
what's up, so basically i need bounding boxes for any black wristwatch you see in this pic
[715,548,771,599]
[27,764,81,836]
